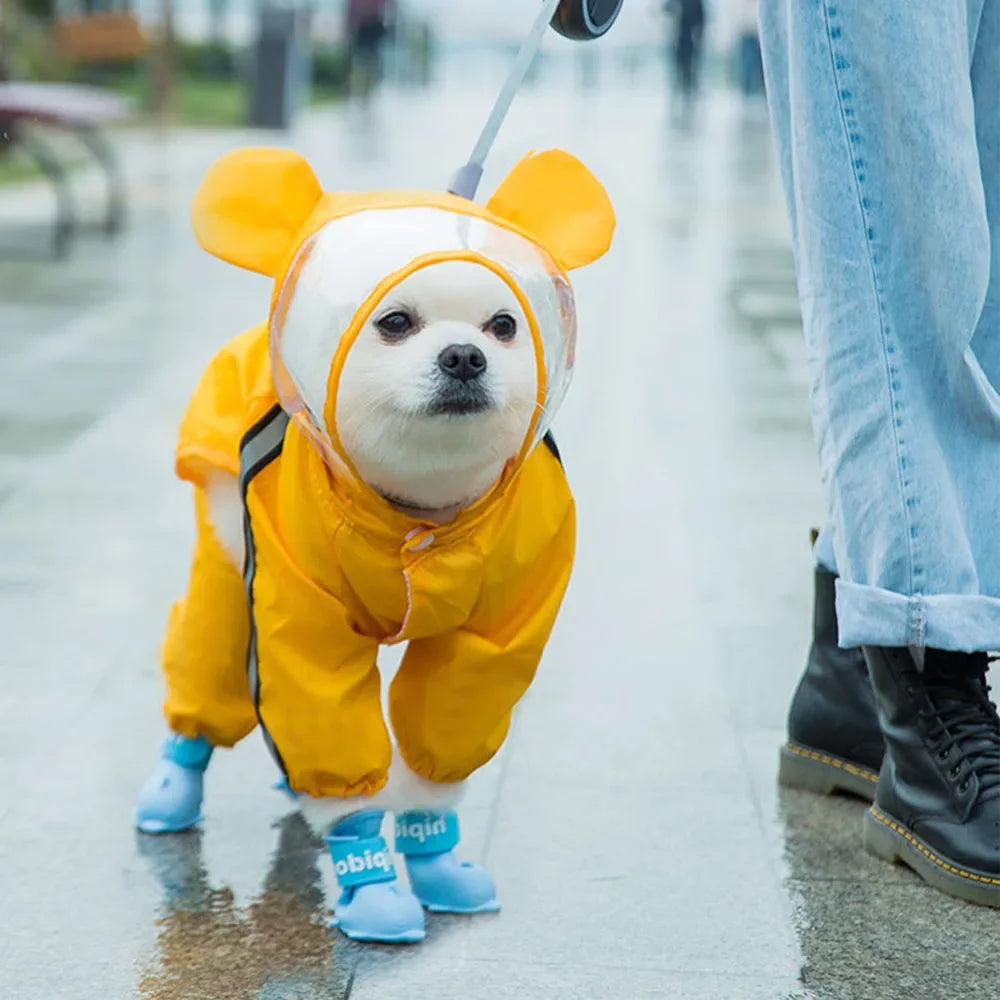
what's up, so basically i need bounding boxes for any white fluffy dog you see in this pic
[136,144,613,943]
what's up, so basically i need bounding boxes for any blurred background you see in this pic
[0,1,763,130]
[1,4,992,1000]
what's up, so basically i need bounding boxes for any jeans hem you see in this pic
[835,579,1000,651]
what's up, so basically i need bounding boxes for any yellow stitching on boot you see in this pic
[870,806,1000,886]
[785,742,879,783]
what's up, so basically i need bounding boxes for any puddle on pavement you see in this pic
[135,815,349,1000]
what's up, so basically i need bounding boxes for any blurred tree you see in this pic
[1,0,64,80]
[150,0,175,117]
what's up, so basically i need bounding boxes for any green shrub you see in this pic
[177,41,240,81]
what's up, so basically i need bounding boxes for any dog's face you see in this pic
[333,260,539,510]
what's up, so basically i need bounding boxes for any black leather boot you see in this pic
[778,567,885,799]
[862,647,1000,907]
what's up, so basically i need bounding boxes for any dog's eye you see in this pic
[376,310,415,340]
[486,313,517,342]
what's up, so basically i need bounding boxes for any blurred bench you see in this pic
[0,81,132,257]
[52,12,147,64]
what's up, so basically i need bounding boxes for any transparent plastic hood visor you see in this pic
[269,205,577,485]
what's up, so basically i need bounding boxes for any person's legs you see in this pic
[860,0,1000,907]
[762,0,1000,903]
[675,37,694,95]
[350,24,380,100]
[739,33,764,97]
[749,34,765,96]
[761,0,1000,651]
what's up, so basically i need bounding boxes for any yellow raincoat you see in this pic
[161,147,615,799]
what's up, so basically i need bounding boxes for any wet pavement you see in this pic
[1,73,998,1000]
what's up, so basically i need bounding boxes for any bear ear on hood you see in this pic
[485,149,615,272]
[190,147,324,277]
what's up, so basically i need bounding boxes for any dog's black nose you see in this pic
[438,344,487,382]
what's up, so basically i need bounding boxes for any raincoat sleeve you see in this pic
[162,486,256,746]
[388,493,576,784]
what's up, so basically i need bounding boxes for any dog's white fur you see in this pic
[204,257,538,833]
[204,472,244,566]
[334,260,538,512]
[297,747,465,833]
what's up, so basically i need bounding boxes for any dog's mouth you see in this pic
[425,382,493,416]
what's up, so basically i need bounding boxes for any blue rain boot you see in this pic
[135,734,213,834]
[395,811,500,914]
[326,810,425,943]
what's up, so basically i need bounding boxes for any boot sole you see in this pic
[331,924,426,944]
[864,806,1000,908]
[422,898,502,915]
[778,742,878,801]
[134,813,203,835]
[328,916,425,944]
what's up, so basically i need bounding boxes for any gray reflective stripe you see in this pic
[239,407,291,495]
[239,405,290,776]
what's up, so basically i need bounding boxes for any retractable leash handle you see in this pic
[446,0,625,201]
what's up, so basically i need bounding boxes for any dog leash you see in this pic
[446,0,625,201]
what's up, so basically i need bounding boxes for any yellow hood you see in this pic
[190,147,615,504]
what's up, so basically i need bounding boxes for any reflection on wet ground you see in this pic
[136,816,343,1000]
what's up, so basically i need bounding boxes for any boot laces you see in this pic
[918,653,1000,798]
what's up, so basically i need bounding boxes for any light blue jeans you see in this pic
[760,1,1000,651]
